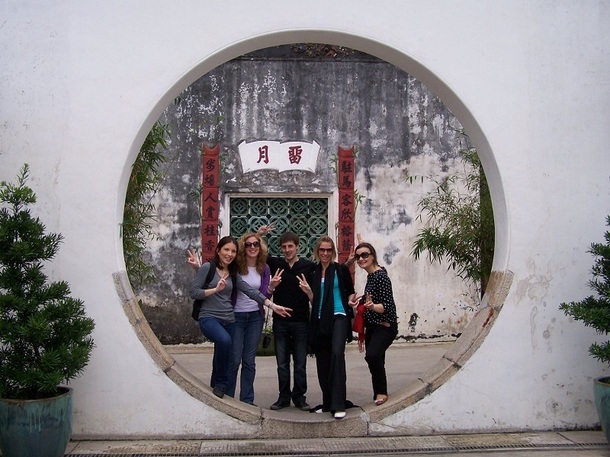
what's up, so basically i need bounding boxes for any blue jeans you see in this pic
[199,316,235,390]
[226,311,264,404]
[273,319,308,404]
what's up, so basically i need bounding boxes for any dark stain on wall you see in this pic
[382,242,402,266]
[409,313,419,332]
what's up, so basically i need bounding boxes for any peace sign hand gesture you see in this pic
[270,268,283,290]
[215,273,229,293]
[298,273,313,301]
[257,223,276,236]
[186,248,201,270]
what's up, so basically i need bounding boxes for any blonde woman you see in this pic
[301,236,357,419]
[226,233,281,404]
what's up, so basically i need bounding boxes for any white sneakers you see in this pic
[312,405,346,419]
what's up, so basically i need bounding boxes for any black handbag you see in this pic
[261,332,271,349]
[191,261,216,321]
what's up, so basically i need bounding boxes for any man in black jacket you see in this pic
[263,230,315,411]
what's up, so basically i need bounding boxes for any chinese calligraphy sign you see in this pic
[238,140,320,173]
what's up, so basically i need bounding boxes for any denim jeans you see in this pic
[273,319,308,404]
[226,311,264,404]
[199,316,236,390]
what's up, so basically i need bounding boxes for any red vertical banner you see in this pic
[201,145,220,260]
[337,146,355,264]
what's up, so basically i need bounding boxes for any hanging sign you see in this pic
[201,145,220,258]
[337,146,355,264]
[237,140,320,173]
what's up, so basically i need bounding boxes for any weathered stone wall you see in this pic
[138,49,478,344]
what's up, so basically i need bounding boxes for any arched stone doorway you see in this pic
[116,31,511,437]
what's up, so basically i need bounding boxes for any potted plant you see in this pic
[0,164,95,457]
[560,215,610,441]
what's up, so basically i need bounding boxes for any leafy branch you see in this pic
[410,136,494,296]
[560,215,610,364]
[122,121,171,289]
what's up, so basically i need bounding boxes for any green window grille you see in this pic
[229,197,329,258]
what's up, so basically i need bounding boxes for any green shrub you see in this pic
[560,215,610,364]
[0,164,95,399]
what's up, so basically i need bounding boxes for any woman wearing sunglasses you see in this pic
[352,242,398,406]
[226,233,282,404]
[301,236,357,419]
[187,235,288,401]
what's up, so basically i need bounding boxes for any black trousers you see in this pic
[273,319,308,403]
[364,322,398,399]
[315,315,348,412]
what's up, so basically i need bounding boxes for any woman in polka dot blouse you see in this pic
[353,242,398,406]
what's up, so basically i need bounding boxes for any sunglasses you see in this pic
[354,252,371,260]
[319,247,333,253]
[244,241,261,248]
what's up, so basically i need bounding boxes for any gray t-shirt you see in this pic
[190,262,267,322]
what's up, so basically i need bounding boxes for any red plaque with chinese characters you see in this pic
[201,145,219,260]
[337,146,355,264]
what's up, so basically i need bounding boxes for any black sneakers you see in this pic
[212,386,225,399]
[270,400,290,410]
[294,399,310,411]
[270,398,310,411]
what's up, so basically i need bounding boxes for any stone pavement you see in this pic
[169,340,452,412]
[66,430,609,456]
[65,342,610,456]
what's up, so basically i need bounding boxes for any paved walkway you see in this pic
[65,342,610,456]
[66,430,609,456]
[169,340,452,411]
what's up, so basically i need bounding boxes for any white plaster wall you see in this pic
[0,0,609,436]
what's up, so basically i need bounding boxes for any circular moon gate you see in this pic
[116,31,511,438]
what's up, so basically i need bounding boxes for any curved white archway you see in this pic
[116,30,512,436]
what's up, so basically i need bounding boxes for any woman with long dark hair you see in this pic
[189,236,291,399]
